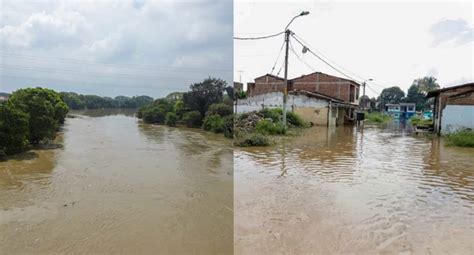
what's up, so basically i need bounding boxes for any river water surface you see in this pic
[235,123,474,255]
[0,109,233,254]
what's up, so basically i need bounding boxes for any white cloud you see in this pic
[0,0,233,97]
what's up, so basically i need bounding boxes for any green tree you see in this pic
[412,76,440,95]
[60,92,85,110]
[206,103,233,117]
[165,112,178,127]
[9,88,69,144]
[378,86,405,109]
[405,84,426,111]
[173,100,186,119]
[182,77,227,117]
[182,111,202,128]
[0,102,29,155]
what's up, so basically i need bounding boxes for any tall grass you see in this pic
[410,116,432,126]
[365,112,391,123]
[445,129,474,147]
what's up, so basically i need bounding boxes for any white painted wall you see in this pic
[234,92,329,114]
[441,105,474,134]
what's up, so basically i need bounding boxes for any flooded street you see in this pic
[235,124,474,254]
[0,110,233,254]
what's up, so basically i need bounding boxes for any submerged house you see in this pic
[426,82,474,134]
[237,72,361,126]
[384,103,416,119]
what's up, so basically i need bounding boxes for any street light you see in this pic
[285,11,310,30]
[282,11,310,129]
[362,78,373,97]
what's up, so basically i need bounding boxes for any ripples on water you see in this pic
[235,123,474,254]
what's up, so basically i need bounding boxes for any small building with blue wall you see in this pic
[384,103,416,119]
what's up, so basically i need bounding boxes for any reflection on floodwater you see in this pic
[0,110,233,254]
[235,122,474,254]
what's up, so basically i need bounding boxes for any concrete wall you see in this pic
[294,107,329,126]
[235,92,333,126]
[441,105,474,134]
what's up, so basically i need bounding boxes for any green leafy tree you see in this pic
[405,84,426,111]
[378,86,405,109]
[60,92,85,110]
[412,76,440,95]
[406,76,440,111]
[182,111,202,128]
[0,102,29,155]
[9,88,69,143]
[182,77,227,117]
[206,103,233,117]
[173,100,186,119]
[165,112,178,127]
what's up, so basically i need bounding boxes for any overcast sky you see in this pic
[0,0,233,98]
[235,0,473,98]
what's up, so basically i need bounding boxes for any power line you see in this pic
[0,63,206,82]
[290,33,360,83]
[292,33,365,82]
[0,74,192,90]
[0,52,232,73]
[234,31,285,40]
[270,38,286,74]
[366,84,380,95]
[291,33,392,90]
[289,40,315,72]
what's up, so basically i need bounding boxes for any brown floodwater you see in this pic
[235,122,474,255]
[0,109,233,254]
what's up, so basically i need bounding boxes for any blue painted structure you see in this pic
[384,103,416,120]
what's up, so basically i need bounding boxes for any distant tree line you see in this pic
[363,76,440,111]
[0,88,69,156]
[137,77,234,138]
[60,92,154,110]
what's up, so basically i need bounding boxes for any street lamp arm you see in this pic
[285,11,310,30]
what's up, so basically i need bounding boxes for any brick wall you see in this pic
[247,73,360,104]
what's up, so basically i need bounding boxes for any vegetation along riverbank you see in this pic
[234,108,309,147]
[0,88,68,156]
[137,77,234,138]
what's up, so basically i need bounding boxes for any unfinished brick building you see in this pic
[247,72,361,105]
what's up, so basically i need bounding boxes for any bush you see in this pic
[445,129,474,147]
[165,112,178,127]
[182,111,202,128]
[203,114,225,133]
[365,112,391,123]
[410,116,432,126]
[260,108,282,123]
[141,106,167,124]
[206,103,233,117]
[255,119,285,135]
[223,115,234,138]
[287,111,307,127]
[235,133,270,147]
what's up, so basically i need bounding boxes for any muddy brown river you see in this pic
[0,109,233,254]
[235,123,474,255]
